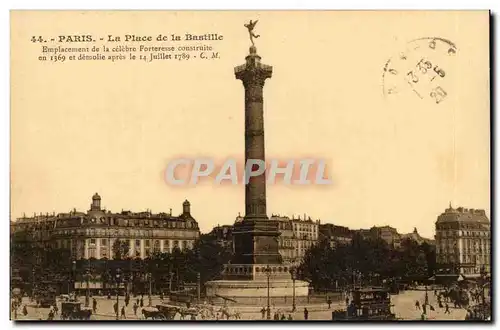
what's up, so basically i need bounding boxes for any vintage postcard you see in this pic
[10,11,491,321]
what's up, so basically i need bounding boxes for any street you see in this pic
[12,290,468,321]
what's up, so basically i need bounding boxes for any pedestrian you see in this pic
[125,296,130,307]
[136,298,140,305]
[22,305,28,316]
[266,306,271,320]
[281,314,286,320]
[327,297,332,309]
[415,300,420,310]
[113,302,118,315]
[303,307,309,320]
[133,302,138,316]
[48,309,54,320]
[287,314,293,321]
[444,303,450,314]
[273,311,279,320]
[261,307,266,319]
[121,306,126,319]
[140,297,144,308]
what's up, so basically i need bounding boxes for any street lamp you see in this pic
[264,265,271,320]
[168,272,174,293]
[115,268,121,320]
[197,272,201,303]
[289,267,296,312]
[147,272,152,307]
[85,268,91,307]
[71,261,76,296]
[480,265,487,320]
[424,285,429,305]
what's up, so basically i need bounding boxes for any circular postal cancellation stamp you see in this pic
[382,37,458,104]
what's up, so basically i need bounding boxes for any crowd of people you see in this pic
[258,306,309,320]
[412,285,489,320]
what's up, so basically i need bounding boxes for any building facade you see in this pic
[435,204,491,276]
[319,223,353,248]
[209,224,234,251]
[11,193,200,261]
[369,226,402,249]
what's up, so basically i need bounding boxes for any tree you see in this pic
[184,233,232,286]
[421,242,436,277]
[298,234,435,291]
[112,239,130,260]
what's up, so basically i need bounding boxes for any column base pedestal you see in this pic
[205,278,309,299]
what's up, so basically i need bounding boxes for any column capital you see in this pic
[235,53,273,88]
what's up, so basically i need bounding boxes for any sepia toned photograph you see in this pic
[9,10,491,321]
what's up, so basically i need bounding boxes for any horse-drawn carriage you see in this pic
[61,301,92,320]
[440,286,470,308]
[141,304,182,320]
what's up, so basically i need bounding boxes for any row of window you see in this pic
[86,218,196,229]
[293,225,318,233]
[88,238,190,250]
[437,230,489,238]
[437,255,490,265]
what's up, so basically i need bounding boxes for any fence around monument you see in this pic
[169,291,344,307]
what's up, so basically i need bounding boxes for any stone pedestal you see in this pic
[205,263,309,302]
[206,279,309,298]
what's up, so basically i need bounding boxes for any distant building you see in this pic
[435,204,491,277]
[273,215,295,264]
[209,224,234,250]
[11,193,200,260]
[369,226,402,249]
[354,228,372,239]
[401,227,435,245]
[272,214,320,265]
[319,223,352,248]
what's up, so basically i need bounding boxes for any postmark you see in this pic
[382,37,457,104]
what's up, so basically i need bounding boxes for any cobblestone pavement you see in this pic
[11,290,469,321]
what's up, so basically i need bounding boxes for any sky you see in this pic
[11,11,490,238]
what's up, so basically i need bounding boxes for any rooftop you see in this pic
[436,204,489,224]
